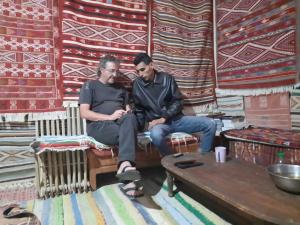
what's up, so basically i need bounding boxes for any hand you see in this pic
[148,118,166,129]
[110,109,127,120]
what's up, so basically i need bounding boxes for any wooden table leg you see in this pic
[166,171,174,197]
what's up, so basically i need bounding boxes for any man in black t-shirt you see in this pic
[79,55,142,198]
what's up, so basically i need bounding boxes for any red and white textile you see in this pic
[0,0,64,121]
[61,0,149,104]
[216,0,297,96]
[244,92,291,129]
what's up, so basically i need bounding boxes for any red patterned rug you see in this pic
[244,92,291,129]
[0,0,64,121]
[216,0,297,95]
[0,180,37,225]
[0,179,36,206]
[61,0,149,104]
[150,0,216,114]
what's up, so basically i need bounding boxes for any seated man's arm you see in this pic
[148,76,183,129]
[161,76,183,119]
[133,104,146,131]
[80,104,125,121]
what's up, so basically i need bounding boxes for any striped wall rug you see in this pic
[290,88,300,131]
[20,179,230,225]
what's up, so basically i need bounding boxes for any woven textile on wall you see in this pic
[0,121,35,183]
[0,0,64,121]
[216,95,245,116]
[151,0,216,114]
[216,0,297,96]
[244,92,291,129]
[61,0,148,105]
[290,88,300,131]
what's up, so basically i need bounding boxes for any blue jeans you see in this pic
[149,116,216,156]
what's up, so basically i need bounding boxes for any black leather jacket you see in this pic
[132,71,184,130]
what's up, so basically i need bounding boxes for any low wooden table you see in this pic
[161,152,300,225]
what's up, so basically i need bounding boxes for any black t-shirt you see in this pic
[79,80,129,116]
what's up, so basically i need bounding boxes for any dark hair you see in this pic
[133,53,152,66]
[96,55,120,77]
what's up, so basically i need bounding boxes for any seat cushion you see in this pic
[90,132,199,158]
[30,135,112,154]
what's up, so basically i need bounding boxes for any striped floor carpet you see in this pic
[19,177,230,225]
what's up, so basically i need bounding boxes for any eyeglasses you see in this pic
[136,67,146,74]
[104,68,120,76]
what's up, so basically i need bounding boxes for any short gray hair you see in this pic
[96,55,120,77]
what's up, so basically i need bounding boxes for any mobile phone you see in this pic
[175,160,203,169]
[173,153,183,158]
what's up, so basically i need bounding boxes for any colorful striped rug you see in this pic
[216,95,245,117]
[20,178,230,225]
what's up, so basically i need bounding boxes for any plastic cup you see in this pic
[215,146,226,163]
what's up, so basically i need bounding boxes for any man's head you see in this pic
[133,53,155,81]
[97,55,120,84]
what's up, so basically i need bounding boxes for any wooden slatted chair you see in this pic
[34,107,89,198]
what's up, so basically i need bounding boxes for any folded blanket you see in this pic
[30,135,112,154]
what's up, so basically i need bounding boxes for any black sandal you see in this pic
[119,182,144,199]
[2,203,41,225]
[116,165,141,182]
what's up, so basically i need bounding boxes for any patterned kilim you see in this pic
[61,0,148,104]
[0,0,64,121]
[19,179,230,225]
[224,126,300,149]
[0,122,35,183]
[244,92,291,129]
[290,88,300,131]
[216,0,297,95]
[216,95,245,116]
[0,179,36,205]
[224,126,300,166]
[151,0,216,114]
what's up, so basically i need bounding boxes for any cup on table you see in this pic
[215,146,226,163]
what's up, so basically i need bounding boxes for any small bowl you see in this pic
[267,164,300,194]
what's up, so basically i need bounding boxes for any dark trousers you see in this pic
[87,113,137,163]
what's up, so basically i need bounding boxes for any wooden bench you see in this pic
[88,132,199,189]
[33,106,199,197]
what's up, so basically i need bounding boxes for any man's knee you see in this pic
[121,113,138,127]
[207,118,217,132]
[150,129,166,143]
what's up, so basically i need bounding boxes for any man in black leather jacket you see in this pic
[132,53,216,156]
